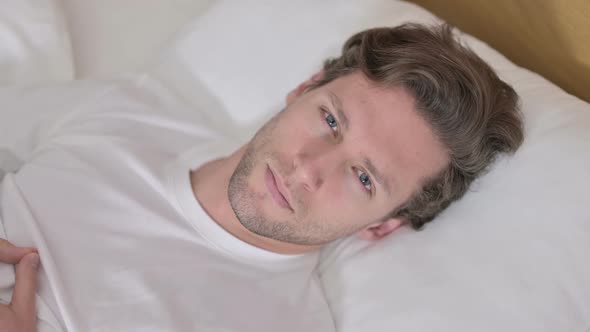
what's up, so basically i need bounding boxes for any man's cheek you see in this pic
[283,113,318,139]
[319,181,349,210]
[333,180,363,216]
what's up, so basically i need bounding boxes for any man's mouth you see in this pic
[265,165,293,212]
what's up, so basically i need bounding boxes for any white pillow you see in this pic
[152,0,441,136]
[150,1,590,331]
[60,0,215,78]
[0,0,73,84]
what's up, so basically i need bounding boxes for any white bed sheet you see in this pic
[0,0,73,85]
[0,0,74,179]
[2,1,589,331]
[60,0,215,79]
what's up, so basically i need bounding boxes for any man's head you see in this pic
[228,23,523,246]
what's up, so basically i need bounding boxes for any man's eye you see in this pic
[355,168,372,193]
[322,109,339,136]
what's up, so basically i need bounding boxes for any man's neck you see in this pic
[190,144,321,255]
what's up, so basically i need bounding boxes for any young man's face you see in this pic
[228,71,449,246]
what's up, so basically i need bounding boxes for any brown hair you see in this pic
[308,23,524,230]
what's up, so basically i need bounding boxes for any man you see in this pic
[0,23,523,331]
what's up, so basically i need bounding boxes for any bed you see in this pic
[1,0,589,331]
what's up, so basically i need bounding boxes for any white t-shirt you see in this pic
[0,76,334,331]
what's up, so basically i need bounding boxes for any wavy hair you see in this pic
[308,23,524,229]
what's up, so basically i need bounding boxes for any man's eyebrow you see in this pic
[364,157,393,197]
[327,91,349,131]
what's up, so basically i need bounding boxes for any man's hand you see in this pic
[0,238,39,332]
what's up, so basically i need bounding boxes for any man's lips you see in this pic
[265,165,293,211]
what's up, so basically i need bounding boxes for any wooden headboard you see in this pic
[409,0,590,103]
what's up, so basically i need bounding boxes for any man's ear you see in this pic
[286,70,325,105]
[357,218,404,241]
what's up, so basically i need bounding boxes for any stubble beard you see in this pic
[227,114,303,243]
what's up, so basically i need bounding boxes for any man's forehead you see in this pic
[323,73,416,119]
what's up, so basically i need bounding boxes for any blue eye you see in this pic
[355,168,372,193]
[323,110,339,135]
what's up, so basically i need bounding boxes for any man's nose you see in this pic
[291,140,342,192]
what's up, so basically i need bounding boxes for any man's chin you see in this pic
[238,219,330,246]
